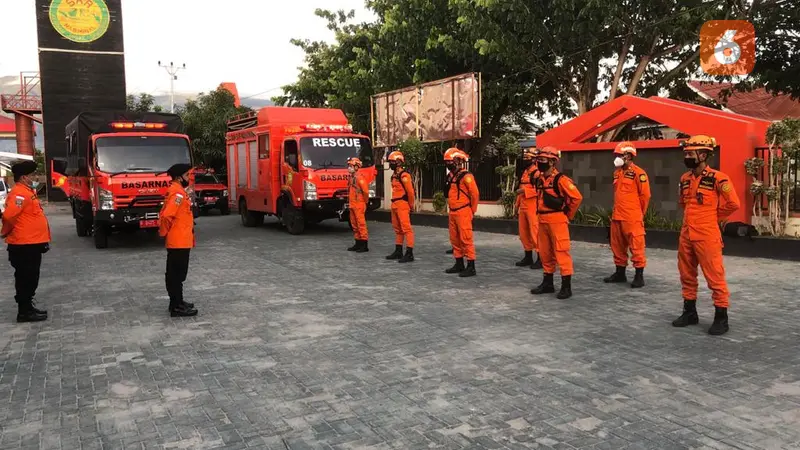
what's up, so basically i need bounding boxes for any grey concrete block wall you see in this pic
[559,148,719,221]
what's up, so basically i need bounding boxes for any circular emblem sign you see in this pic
[49,0,110,43]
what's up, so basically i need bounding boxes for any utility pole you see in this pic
[157,61,186,113]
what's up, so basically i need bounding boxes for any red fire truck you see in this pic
[51,111,195,249]
[226,107,378,234]
[193,167,230,215]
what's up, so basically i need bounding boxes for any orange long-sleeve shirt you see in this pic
[536,170,583,224]
[679,167,740,241]
[517,166,539,210]
[348,172,370,206]
[448,169,479,214]
[612,163,651,222]
[390,170,415,207]
[1,183,51,245]
[159,181,195,249]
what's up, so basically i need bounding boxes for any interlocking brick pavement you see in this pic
[0,208,798,449]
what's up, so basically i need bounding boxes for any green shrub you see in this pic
[432,191,447,213]
[500,190,517,219]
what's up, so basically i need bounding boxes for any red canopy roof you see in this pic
[687,81,800,122]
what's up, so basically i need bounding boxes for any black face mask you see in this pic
[683,158,699,169]
[179,177,189,188]
[522,160,533,168]
[537,162,551,172]
[389,163,398,171]
[445,163,457,172]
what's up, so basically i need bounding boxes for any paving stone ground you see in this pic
[0,207,799,450]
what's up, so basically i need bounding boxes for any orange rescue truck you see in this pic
[226,107,378,234]
[51,111,195,249]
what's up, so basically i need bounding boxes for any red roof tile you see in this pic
[687,81,800,122]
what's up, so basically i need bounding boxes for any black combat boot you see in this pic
[30,299,47,316]
[446,248,454,255]
[631,268,645,288]
[556,275,572,299]
[445,258,465,274]
[603,266,627,283]
[708,306,729,335]
[170,303,198,317]
[386,245,403,260]
[16,303,47,323]
[398,248,414,263]
[515,251,533,267]
[356,240,369,253]
[531,273,556,295]
[459,260,476,277]
[347,240,360,251]
[672,300,699,327]
[531,253,543,269]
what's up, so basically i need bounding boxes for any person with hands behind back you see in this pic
[672,135,740,336]
[515,147,542,269]
[385,151,416,263]
[443,148,479,278]
[530,147,583,299]
[2,160,50,323]
[604,141,651,288]
[346,157,370,253]
[159,163,198,317]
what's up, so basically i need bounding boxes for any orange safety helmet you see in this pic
[443,147,469,162]
[347,157,363,168]
[522,147,539,160]
[387,151,405,163]
[538,146,561,161]
[681,134,717,152]
[614,141,637,156]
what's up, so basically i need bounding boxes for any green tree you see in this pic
[126,93,163,113]
[33,149,45,176]
[493,133,523,218]
[177,87,251,170]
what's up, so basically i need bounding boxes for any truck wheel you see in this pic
[239,199,263,227]
[75,218,91,237]
[281,202,306,235]
[220,203,231,215]
[94,223,109,249]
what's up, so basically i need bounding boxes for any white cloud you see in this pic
[1,0,374,99]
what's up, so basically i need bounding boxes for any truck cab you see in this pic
[52,111,195,249]
[226,107,379,234]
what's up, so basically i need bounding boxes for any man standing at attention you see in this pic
[346,157,370,253]
[443,148,479,278]
[515,147,542,269]
[2,160,50,323]
[603,141,651,288]
[672,135,739,335]
[385,151,416,263]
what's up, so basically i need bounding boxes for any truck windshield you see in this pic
[299,137,374,169]
[195,174,220,184]
[95,136,191,174]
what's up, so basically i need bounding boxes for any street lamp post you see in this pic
[157,61,186,113]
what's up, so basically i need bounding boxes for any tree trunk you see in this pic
[474,96,512,160]
[608,37,632,102]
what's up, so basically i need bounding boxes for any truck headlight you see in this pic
[303,180,317,201]
[98,188,114,210]
[368,180,376,198]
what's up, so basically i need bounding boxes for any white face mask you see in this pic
[614,157,625,168]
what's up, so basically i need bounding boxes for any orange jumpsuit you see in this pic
[390,170,415,248]
[517,166,539,252]
[536,170,583,276]
[448,169,480,261]
[1,183,51,245]
[348,172,370,241]
[678,167,739,308]
[611,163,651,268]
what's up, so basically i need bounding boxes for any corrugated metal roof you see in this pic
[687,81,800,122]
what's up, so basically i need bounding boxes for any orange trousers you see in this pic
[449,208,475,260]
[518,207,539,252]
[678,236,729,308]
[610,220,646,268]
[538,222,573,276]
[391,202,414,247]
[349,204,368,240]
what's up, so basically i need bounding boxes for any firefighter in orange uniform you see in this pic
[515,148,542,269]
[444,148,480,277]
[604,141,651,288]
[159,164,198,317]
[385,151,416,263]
[347,157,370,253]
[530,147,583,299]
[672,135,739,335]
[2,160,50,323]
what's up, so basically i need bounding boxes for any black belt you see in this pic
[391,196,409,203]
[450,204,471,212]
[538,209,565,215]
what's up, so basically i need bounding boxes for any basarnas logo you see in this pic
[49,0,110,44]
[699,20,756,76]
